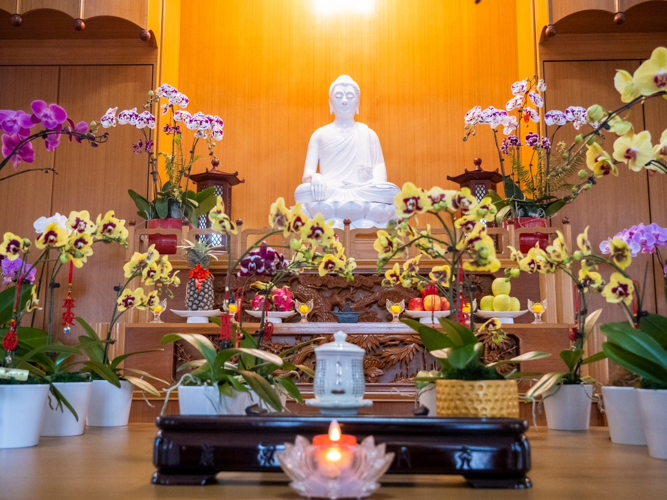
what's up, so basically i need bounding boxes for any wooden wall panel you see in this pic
[544,60,656,324]
[176,0,521,228]
[48,65,152,343]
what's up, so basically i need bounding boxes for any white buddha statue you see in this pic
[294,75,400,228]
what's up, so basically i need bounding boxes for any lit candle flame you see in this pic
[328,419,341,442]
[325,448,342,462]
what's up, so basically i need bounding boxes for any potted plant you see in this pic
[101,83,218,254]
[161,330,315,415]
[75,245,178,427]
[405,317,549,417]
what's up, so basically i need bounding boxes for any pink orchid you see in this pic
[45,124,62,151]
[1,133,35,169]
[135,111,156,129]
[117,108,138,126]
[67,119,89,143]
[544,110,566,126]
[100,107,118,128]
[31,100,67,129]
[0,110,35,135]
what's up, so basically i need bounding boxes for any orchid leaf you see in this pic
[122,375,160,397]
[275,376,303,404]
[583,309,603,336]
[601,322,667,369]
[603,342,667,385]
[239,370,283,412]
[447,344,481,370]
[638,314,667,349]
[544,199,566,217]
[82,360,121,387]
[560,349,584,374]
[75,317,101,341]
[110,349,162,371]
[525,371,568,400]
[582,351,606,365]
[438,317,478,346]
[487,351,551,367]
[162,333,217,367]
[49,383,78,420]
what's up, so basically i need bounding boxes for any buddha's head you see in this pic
[329,75,360,118]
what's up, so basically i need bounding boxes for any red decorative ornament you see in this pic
[61,261,76,334]
[569,326,579,343]
[189,264,212,293]
[220,314,233,341]
[264,321,274,341]
[3,320,17,351]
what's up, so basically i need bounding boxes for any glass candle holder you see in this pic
[295,299,314,323]
[527,299,547,324]
[150,298,167,323]
[385,299,405,323]
[276,420,394,500]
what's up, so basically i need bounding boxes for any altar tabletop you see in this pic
[0,424,664,500]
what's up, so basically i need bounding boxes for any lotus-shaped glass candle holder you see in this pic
[276,429,394,499]
[295,299,314,323]
[386,299,405,323]
[150,298,167,324]
[527,298,547,324]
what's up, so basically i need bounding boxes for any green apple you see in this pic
[510,297,521,312]
[493,294,512,312]
[492,277,511,296]
[480,295,495,311]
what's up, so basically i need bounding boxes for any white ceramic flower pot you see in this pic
[41,382,92,437]
[178,385,250,415]
[86,380,133,427]
[602,386,646,446]
[247,388,288,413]
[543,384,593,431]
[638,389,667,459]
[418,384,437,416]
[0,384,49,448]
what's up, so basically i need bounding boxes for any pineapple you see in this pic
[182,240,217,311]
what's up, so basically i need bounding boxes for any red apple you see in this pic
[423,295,441,311]
[420,283,438,298]
[440,297,450,311]
[408,297,424,311]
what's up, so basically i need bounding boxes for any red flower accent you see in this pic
[188,264,211,293]
[3,327,17,351]
[569,326,579,343]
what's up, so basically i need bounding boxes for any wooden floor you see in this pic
[0,424,665,499]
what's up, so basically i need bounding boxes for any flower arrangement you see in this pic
[374,183,499,323]
[0,101,107,182]
[101,83,219,225]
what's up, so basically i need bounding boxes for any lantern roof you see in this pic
[447,158,503,185]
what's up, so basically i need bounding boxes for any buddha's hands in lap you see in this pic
[310,173,327,201]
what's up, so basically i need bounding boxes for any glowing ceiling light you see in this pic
[313,0,375,15]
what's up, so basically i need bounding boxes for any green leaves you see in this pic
[275,376,303,404]
[437,318,478,346]
[544,199,566,217]
[447,343,483,370]
[525,371,568,400]
[603,342,667,385]
[402,319,453,352]
[638,314,667,349]
[128,189,155,220]
[0,285,33,325]
[487,350,551,367]
[239,370,283,412]
[560,349,584,374]
[82,360,121,388]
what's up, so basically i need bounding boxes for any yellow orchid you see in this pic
[142,263,162,285]
[285,203,309,237]
[382,263,402,286]
[211,216,238,235]
[327,240,345,259]
[402,255,421,275]
[473,196,497,222]
[578,268,603,293]
[518,245,549,274]
[463,233,501,272]
[507,245,523,263]
[145,244,160,264]
[614,69,641,103]
[454,213,479,234]
[374,229,398,259]
[396,220,418,238]
[36,221,68,249]
[95,211,129,242]
[394,182,431,218]
[124,251,147,277]
[416,225,445,259]
[607,115,633,136]
[577,226,592,256]
[426,187,455,211]
[318,254,344,276]
[601,273,634,305]
[609,237,632,270]
[116,287,147,311]
[429,265,451,286]
[451,188,477,216]
[456,221,485,250]
[586,143,617,178]
[633,46,667,96]
[24,287,40,313]
[269,197,290,231]
[67,210,96,235]
[546,231,569,263]
[0,232,27,260]
[613,131,653,172]
[157,256,173,275]
[301,213,335,247]
[62,232,94,268]
[654,129,667,163]
[144,290,160,310]
[208,196,226,221]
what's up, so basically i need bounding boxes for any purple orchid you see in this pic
[601,223,667,257]
[117,108,138,126]
[132,139,154,154]
[541,137,551,151]
[501,135,522,155]
[237,242,286,277]
[100,107,117,128]
[31,100,67,129]
[238,254,267,277]
[525,132,539,147]
[1,257,36,285]
[1,133,35,169]
[44,124,62,152]
[67,119,89,143]
[0,110,34,135]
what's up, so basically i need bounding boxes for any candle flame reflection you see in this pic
[325,448,342,462]
[329,419,341,442]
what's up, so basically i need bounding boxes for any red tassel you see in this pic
[264,321,274,341]
[220,314,233,341]
[3,319,17,351]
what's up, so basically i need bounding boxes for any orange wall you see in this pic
[160,0,528,228]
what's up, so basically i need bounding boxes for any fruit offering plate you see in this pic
[170,309,221,324]
[404,310,451,324]
[475,310,529,324]
[245,310,296,323]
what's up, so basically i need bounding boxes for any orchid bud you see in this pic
[575,134,583,145]
[573,251,583,260]
[22,238,31,248]
[562,152,569,161]
[586,104,604,123]
[510,268,520,278]
[578,169,588,179]
[89,121,97,127]
[583,183,592,191]
[572,186,579,195]
[587,135,596,146]
[148,90,154,96]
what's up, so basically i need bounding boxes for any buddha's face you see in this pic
[330,84,358,118]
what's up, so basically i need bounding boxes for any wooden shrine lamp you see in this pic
[190,158,245,249]
[447,158,503,202]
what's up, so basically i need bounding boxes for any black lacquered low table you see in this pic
[152,415,531,489]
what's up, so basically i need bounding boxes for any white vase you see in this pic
[418,384,437,416]
[0,384,49,448]
[86,380,133,427]
[41,382,93,437]
[543,384,593,431]
[178,385,249,415]
[637,388,667,459]
[602,386,646,446]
